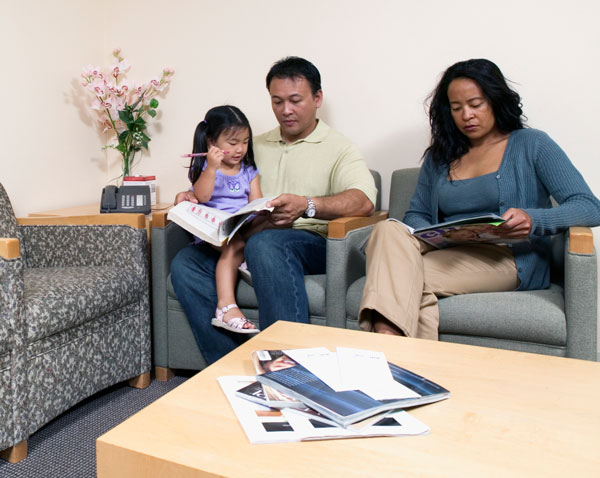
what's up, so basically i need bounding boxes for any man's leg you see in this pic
[244,229,326,327]
[170,243,245,365]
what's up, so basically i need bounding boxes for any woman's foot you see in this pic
[372,311,405,336]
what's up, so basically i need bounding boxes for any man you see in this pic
[171,57,377,364]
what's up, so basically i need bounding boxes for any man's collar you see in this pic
[263,119,328,144]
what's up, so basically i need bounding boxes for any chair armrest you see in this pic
[328,211,388,239]
[564,226,597,360]
[151,209,171,228]
[18,213,146,229]
[0,238,20,259]
[569,226,594,254]
[325,222,380,329]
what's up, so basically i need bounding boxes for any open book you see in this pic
[393,214,521,249]
[256,357,449,428]
[167,196,274,247]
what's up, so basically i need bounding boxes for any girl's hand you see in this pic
[206,146,225,170]
[497,208,532,238]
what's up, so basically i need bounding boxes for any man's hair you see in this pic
[266,56,322,95]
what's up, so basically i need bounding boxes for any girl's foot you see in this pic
[211,304,260,334]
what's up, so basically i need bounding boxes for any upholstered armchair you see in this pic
[151,172,382,379]
[332,168,598,361]
[0,183,151,463]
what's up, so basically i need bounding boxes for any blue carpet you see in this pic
[0,374,190,477]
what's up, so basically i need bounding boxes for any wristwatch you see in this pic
[304,197,316,218]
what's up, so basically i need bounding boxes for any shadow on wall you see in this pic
[365,125,430,210]
[65,78,108,175]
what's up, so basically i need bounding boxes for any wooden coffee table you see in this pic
[96,321,600,477]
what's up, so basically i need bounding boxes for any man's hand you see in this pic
[174,190,198,205]
[267,194,307,226]
[498,208,532,238]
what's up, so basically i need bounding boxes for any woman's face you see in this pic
[447,78,498,144]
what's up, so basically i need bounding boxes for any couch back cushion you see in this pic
[0,183,20,241]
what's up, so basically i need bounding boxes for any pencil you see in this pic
[181,151,229,158]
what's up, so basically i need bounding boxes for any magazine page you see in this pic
[219,196,275,240]
[167,201,231,246]
[410,214,514,249]
[218,376,429,443]
[251,350,303,407]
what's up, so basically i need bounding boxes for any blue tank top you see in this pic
[438,171,500,222]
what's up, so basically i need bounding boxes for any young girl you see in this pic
[188,105,262,334]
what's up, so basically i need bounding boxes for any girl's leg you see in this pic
[215,238,255,328]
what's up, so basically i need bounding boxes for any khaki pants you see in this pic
[358,221,518,340]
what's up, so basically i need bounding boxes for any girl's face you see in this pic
[210,127,250,168]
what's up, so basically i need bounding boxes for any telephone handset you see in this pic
[100,185,151,214]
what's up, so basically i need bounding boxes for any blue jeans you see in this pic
[170,229,326,365]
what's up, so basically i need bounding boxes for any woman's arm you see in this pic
[524,131,600,235]
[403,157,438,229]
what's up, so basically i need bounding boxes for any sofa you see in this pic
[336,168,598,360]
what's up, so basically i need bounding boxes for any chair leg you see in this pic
[128,371,151,389]
[155,366,175,382]
[0,440,27,463]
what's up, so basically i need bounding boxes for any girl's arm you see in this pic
[248,176,263,202]
[193,146,224,203]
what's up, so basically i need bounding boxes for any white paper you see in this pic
[284,347,344,391]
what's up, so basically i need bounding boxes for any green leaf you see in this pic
[115,143,128,154]
[147,109,157,118]
[149,98,159,108]
[134,117,146,128]
[118,109,134,126]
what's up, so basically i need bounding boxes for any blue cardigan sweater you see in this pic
[403,128,600,290]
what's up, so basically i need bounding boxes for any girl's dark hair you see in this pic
[425,58,525,170]
[188,105,255,184]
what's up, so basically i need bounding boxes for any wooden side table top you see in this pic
[96,321,600,478]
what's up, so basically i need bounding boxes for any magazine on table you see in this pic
[167,196,274,247]
[237,350,304,408]
[218,376,429,444]
[255,353,449,428]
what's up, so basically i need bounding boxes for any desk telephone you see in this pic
[100,185,151,214]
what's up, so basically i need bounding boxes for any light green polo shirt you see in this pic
[254,120,377,236]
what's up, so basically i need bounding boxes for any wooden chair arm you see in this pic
[328,211,389,239]
[0,238,20,259]
[569,226,594,254]
[151,209,171,229]
[17,214,146,229]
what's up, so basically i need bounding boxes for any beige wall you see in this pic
[3,0,598,216]
[2,0,599,352]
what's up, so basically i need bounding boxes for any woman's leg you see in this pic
[358,221,518,340]
[215,238,255,328]
[359,221,427,337]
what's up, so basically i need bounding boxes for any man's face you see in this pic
[268,76,322,143]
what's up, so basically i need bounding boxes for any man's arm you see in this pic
[267,189,374,226]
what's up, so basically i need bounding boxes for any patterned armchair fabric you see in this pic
[0,183,151,460]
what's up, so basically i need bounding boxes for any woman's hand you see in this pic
[497,208,532,238]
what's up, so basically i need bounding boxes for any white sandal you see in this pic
[211,304,259,334]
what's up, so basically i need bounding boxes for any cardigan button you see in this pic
[496,174,501,179]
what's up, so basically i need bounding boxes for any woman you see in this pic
[358,58,600,339]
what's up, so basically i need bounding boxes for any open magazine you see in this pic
[392,214,523,249]
[167,196,274,247]
[235,350,303,408]
[255,355,449,428]
[218,376,429,444]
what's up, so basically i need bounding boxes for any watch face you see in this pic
[306,208,316,218]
